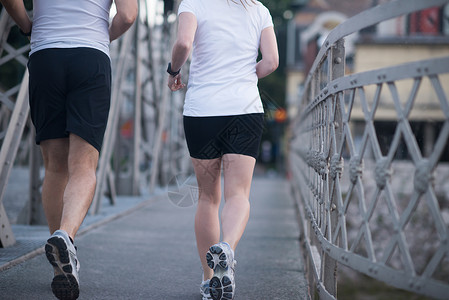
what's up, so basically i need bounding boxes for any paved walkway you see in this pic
[0,177,308,299]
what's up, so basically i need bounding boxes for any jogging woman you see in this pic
[168,1,278,299]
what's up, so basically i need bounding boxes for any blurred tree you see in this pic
[0,1,32,92]
[258,0,293,172]
[260,0,293,26]
[258,0,292,110]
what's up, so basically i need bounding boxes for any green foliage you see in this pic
[0,17,30,91]
[258,0,293,109]
[24,0,33,9]
[256,0,292,169]
[259,70,285,108]
[259,0,292,26]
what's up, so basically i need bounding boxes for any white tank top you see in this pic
[30,0,112,57]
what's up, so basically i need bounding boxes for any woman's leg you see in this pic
[192,157,223,280]
[221,154,256,250]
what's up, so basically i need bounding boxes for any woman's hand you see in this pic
[168,74,185,91]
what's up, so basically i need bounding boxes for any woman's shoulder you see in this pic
[178,0,214,12]
[250,1,273,23]
[249,1,271,16]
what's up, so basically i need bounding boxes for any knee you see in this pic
[43,156,68,174]
[71,168,96,184]
[68,153,98,177]
[41,140,69,173]
[224,189,250,204]
[225,196,250,206]
[68,160,97,182]
[198,189,221,206]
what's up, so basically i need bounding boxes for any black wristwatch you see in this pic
[167,62,180,77]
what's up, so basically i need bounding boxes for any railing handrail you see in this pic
[301,56,449,118]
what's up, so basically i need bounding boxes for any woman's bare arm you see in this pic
[256,26,279,79]
[168,12,197,91]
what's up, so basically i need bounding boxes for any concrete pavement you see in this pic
[0,177,308,299]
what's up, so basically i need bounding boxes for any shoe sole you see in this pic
[206,245,230,270]
[45,236,79,300]
[206,245,234,300]
[201,281,212,300]
[209,275,234,300]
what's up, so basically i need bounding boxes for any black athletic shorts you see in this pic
[28,47,111,152]
[183,113,264,159]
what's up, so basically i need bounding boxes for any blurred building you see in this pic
[286,0,449,161]
[286,0,372,113]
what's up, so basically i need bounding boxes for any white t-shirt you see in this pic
[30,0,112,57]
[178,0,273,117]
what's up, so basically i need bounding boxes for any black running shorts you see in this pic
[28,47,111,152]
[183,113,264,159]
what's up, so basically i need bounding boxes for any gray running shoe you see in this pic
[200,279,212,300]
[206,242,236,300]
[45,230,80,300]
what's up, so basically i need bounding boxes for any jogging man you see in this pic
[0,1,137,299]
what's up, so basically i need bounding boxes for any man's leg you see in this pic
[59,134,99,240]
[43,134,98,299]
[40,138,70,234]
[41,134,99,239]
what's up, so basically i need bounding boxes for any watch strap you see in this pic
[167,62,180,76]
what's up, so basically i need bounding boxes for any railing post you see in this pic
[29,137,46,225]
[132,4,143,196]
[0,71,29,247]
[91,25,135,214]
[17,133,46,225]
[322,38,345,297]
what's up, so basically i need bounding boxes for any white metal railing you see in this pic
[288,0,449,299]
[0,9,30,247]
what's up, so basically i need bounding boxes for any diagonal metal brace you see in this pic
[0,71,29,247]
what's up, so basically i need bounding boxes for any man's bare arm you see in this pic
[109,0,138,41]
[0,0,32,33]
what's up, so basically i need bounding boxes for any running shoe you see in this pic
[45,230,80,300]
[206,242,236,300]
[200,278,212,300]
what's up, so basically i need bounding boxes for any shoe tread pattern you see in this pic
[45,236,79,300]
[207,244,235,300]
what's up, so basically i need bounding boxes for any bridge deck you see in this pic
[0,177,308,299]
